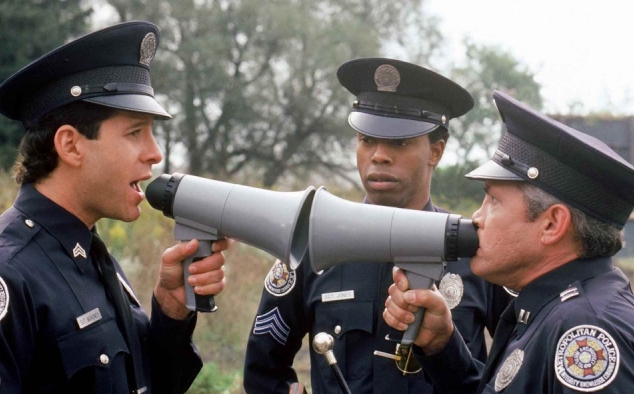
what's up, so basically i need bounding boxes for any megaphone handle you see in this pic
[183,240,218,313]
[401,271,434,345]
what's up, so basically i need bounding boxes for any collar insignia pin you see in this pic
[73,243,86,258]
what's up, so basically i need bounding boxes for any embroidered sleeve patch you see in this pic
[253,307,290,345]
[0,276,9,321]
[555,325,619,392]
[264,259,296,297]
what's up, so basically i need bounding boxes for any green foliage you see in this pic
[0,0,92,170]
[431,161,484,216]
[449,41,543,165]
[186,362,242,394]
[98,0,430,187]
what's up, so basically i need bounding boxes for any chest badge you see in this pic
[439,272,463,309]
[76,308,102,329]
[0,276,9,322]
[73,242,86,258]
[555,325,619,391]
[495,348,524,392]
[264,259,296,297]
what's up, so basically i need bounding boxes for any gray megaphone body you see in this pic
[308,187,478,345]
[146,173,315,312]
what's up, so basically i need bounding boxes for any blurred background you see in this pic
[1,0,634,392]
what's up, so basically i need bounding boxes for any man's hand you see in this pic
[154,238,230,319]
[383,267,454,355]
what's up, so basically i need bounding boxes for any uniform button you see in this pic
[24,219,34,227]
[100,354,109,365]
[334,325,342,334]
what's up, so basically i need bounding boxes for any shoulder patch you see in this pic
[0,276,9,321]
[264,259,296,297]
[555,325,619,392]
[495,348,524,391]
[253,307,290,345]
[439,272,463,309]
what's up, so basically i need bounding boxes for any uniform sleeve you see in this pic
[243,260,310,394]
[0,265,37,392]
[148,295,202,394]
[415,327,483,394]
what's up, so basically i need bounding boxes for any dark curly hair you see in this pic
[12,101,118,185]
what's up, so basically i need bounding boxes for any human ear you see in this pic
[53,125,84,167]
[540,204,572,245]
[429,138,446,167]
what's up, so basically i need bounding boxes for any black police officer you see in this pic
[243,58,512,394]
[384,90,634,393]
[0,21,228,393]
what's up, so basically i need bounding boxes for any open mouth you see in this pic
[130,181,141,192]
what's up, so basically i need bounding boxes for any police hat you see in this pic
[337,58,474,139]
[466,90,634,229]
[0,20,170,126]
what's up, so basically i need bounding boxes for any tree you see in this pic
[0,0,91,170]
[431,42,543,213]
[103,0,433,187]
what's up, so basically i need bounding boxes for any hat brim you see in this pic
[84,94,171,120]
[348,111,439,139]
[465,160,523,181]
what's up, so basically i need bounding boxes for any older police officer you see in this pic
[0,21,228,393]
[384,90,634,393]
[244,58,511,394]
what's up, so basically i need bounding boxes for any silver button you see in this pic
[70,86,82,97]
[527,167,539,179]
[334,325,342,334]
[24,219,34,228]
[100,354,109,365]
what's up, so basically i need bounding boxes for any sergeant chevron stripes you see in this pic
[253,307,290,345]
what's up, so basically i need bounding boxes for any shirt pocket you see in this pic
[57,316,129,380]
[314,300,374,380]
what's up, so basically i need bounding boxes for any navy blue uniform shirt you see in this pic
[0,184,202,393]
[243,200,511,393]
[417,257,634,393]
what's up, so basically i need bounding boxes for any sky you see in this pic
[425,0,634,115]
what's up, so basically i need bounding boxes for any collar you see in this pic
[513,257,614,336]
[13,183,94,272]
[363,196,438,213]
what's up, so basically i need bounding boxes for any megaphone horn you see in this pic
[146,173,315,311]
[308,188,478,274]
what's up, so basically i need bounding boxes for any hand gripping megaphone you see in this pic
[308,188,478,359]
[146,173,315,312]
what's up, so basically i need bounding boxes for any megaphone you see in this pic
[308,187,478,348]
[146,173,315,312]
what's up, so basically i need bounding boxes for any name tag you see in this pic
[76,308,102,329]
[321,290,355,302]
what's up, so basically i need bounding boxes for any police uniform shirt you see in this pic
[243,200,511,394]
[0,184,202,393]
[417,257,634,393]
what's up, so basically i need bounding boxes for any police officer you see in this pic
[0,21,228,393]
[243,58,511,393]
[384,90,634,393]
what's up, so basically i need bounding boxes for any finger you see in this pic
[162,239,199,268]
[188,265,225,287]
[383,307,409,332]
[385,294,417,326]
[193,277,227,296]
[189,251,225,274]
[392,267,409,291]
[211,238,233,253]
